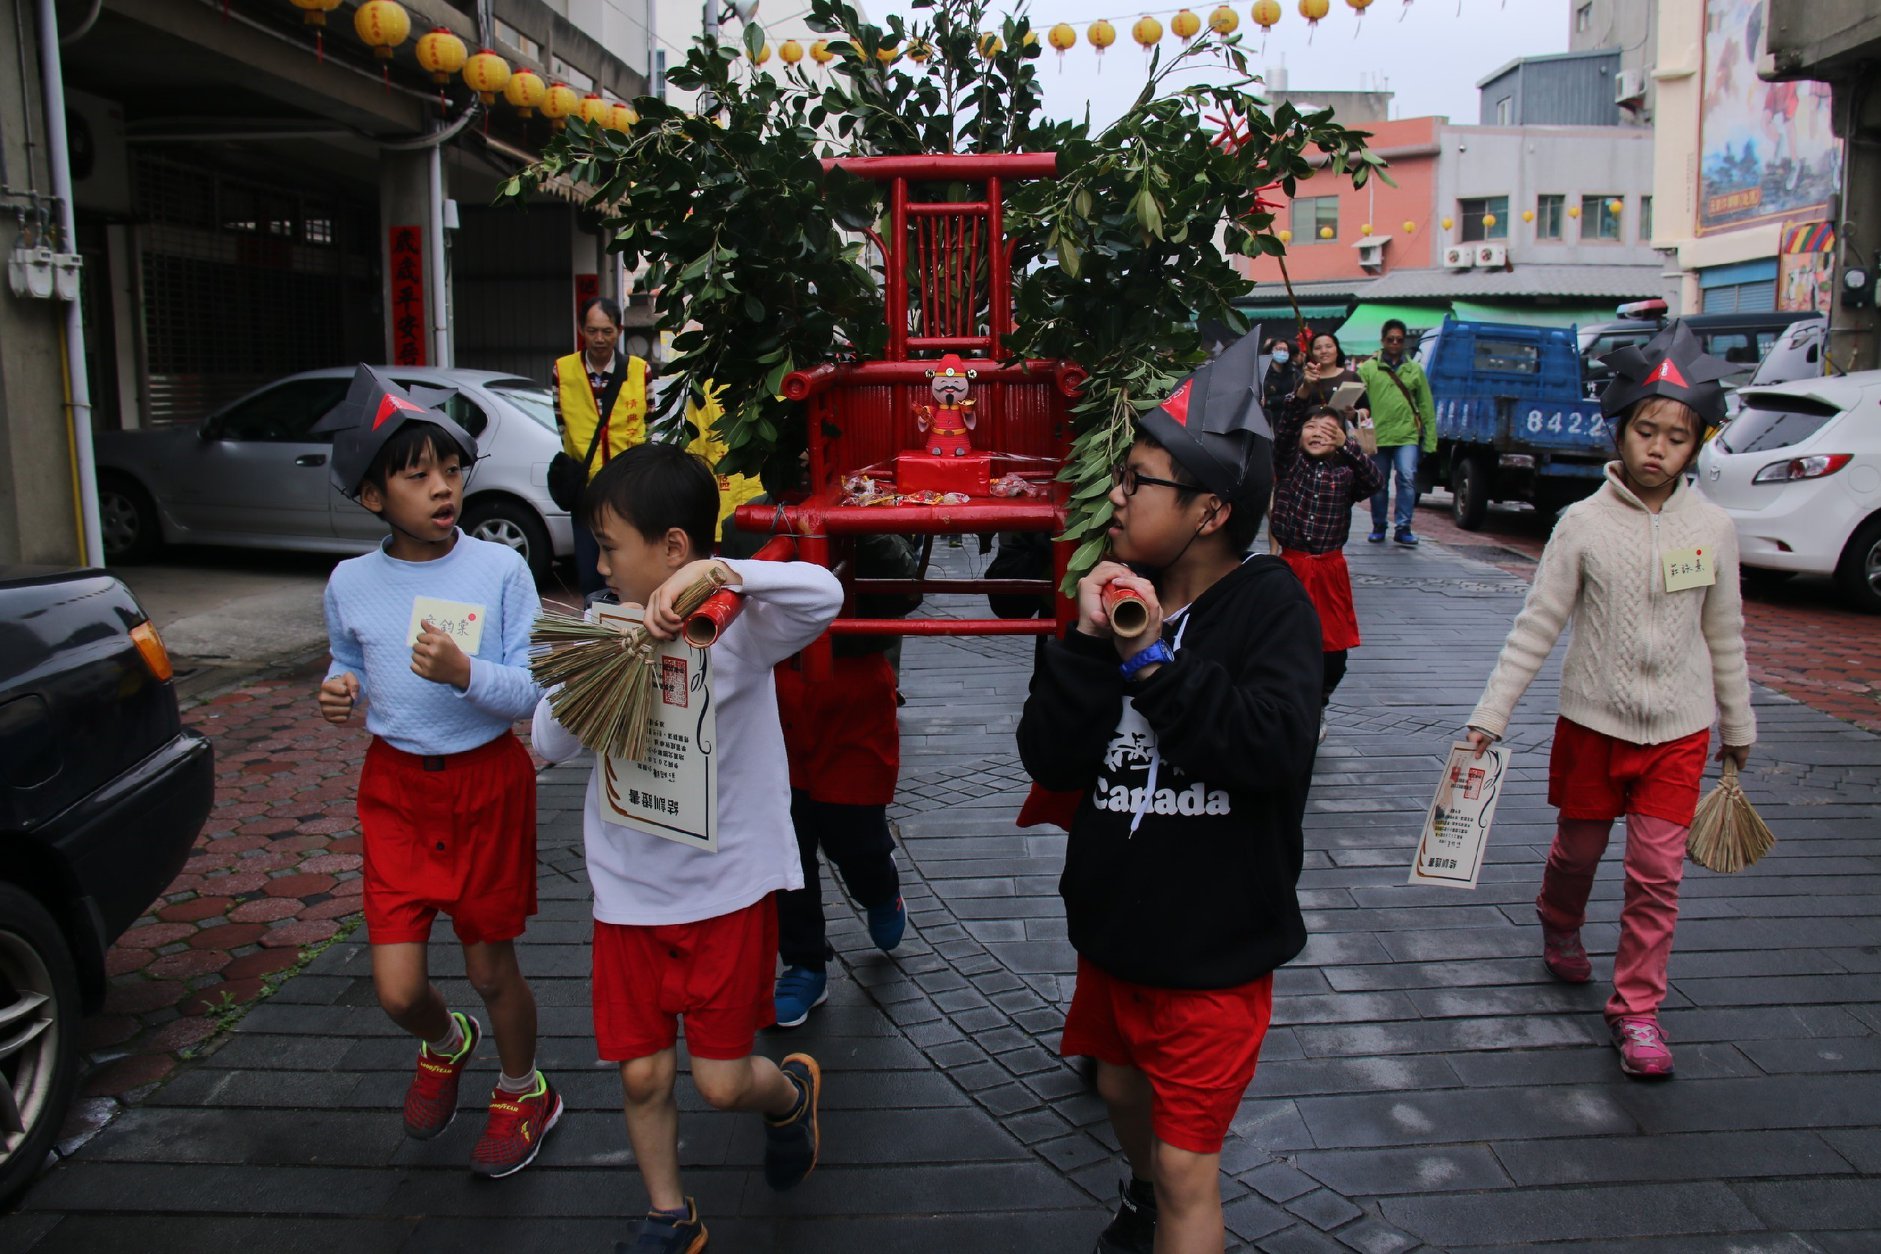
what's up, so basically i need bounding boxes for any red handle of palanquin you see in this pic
[1103,582,1150,639]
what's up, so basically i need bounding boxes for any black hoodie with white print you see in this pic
[1018,556,1321,989]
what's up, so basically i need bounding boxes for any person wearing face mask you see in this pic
[1261,336,1302,415]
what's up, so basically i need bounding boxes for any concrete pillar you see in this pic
[1829,79,1881,372]
[0,0,83,566]
[378,148,441,367]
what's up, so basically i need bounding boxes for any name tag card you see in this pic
[594,606,719,853]
[1662,546,1716,592]
[1408,743,1511,890]
[409,596,487,654]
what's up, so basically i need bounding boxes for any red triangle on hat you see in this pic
[1644,357,1689,389]
[373,393,424,429]
[1162,379,1194,427]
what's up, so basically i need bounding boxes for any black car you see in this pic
[0,568,214,1206]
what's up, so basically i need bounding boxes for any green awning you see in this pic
[1450,301,1615,330]
[1336,302,1450,347]
[1233,301,1354,325]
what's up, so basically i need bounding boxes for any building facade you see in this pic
[1477,48,1628,127]
[1566,0,1659,125]
[1,0,647,566]
[1243,115,1659,343]
[1650,0,1844,319]
[1764,0,1881,371]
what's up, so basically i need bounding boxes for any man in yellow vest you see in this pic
[553,296,650,596]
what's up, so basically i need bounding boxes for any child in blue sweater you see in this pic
[315,367,557,1178]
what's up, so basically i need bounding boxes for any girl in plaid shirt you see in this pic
[1270,403,1385,740]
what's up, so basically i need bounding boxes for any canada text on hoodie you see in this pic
[1016,556,1322,989]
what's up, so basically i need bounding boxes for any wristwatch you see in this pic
[1119,639,1174,681]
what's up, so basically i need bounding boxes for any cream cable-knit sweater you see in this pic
[1468,463,1756,748]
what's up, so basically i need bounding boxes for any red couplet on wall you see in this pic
[389,225,427,366]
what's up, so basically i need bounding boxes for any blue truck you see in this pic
[1413,318,1612,530]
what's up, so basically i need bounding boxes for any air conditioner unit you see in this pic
[1614,68,1646,107]
[1355,238,1389,271]
[1443,244,1474,269]
[1476,243,1508,268]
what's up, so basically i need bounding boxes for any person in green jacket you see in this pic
[1356,319,1437,546]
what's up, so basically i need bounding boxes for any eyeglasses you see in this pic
[1112,465,1191,497]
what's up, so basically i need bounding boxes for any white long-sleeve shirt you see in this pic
[533,559,843,925]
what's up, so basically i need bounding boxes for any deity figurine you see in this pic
[914,354,977,457]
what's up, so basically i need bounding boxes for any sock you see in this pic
[768,1073,807,1125]
[425,1013,465,1059]
[649,1203,691,1221]
[497,1068,539,1095]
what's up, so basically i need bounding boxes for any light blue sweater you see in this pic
[324,533,543,755]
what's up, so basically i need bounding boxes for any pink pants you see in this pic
[1536,814,1689,1023]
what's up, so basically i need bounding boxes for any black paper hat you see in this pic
[1597,322,1734,425]
[1137,329,1274,505]
[312,365,476,499]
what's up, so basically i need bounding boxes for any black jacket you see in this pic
[1016,557,1320,989]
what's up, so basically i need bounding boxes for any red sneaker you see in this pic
[470,1072,563,1178]
[1541,925,1593,983]
[1611,1016,1675,1079]
[403,1013,482,1140]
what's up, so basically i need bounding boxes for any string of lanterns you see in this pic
[749,0,1427,70]
[287,1,638,132]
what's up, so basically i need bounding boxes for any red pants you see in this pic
[1541,719,1706,1022]
[1538,815,1690,1023]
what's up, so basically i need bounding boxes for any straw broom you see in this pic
[531,566,731,761]
[1686,760,1775,874]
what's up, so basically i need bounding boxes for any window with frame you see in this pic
[1459,196,1509,243]
[210,378,351,442]
[1536,194,1565,240]
[1576,4,1592,33]
[1494,96,1512,125]
[1582,195,1624,241]
[1291,196,1339,242]
[1640,195,1654,241]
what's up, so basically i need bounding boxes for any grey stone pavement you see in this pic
[5,529,1880,1252]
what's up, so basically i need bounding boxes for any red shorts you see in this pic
[359,734,537,946]
[776,653,900,806]
[1277,546,1361,652]
[591,895,779,1062]
[1060,957,1275,1155]
[1548,717,1710,826]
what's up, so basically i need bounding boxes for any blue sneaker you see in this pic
[1395,528,1420,547]
[1367,530,1386,543]
[866,896,907,952]
[617,1198,707,1252]
[773,965,828,1029]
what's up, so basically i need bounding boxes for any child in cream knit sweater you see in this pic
[1464,324,1754,1081]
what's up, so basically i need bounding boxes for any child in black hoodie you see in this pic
[1018,333,1322,1254]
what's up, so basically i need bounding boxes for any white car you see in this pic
[95,367,573,580]
[1696,371,1881,612]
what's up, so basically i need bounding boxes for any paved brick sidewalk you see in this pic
[5,536,1879,1251]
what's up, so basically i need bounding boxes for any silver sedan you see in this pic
[94,367,574,579]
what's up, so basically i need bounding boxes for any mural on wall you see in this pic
[1777,222,1835,314]
[1698,0,1841,236]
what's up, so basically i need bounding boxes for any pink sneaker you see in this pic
[1610,1016,1675,1079]
[1541,925,1592,983]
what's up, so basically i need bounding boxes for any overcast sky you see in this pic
[858,0,1573,132]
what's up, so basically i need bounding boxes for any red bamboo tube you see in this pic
[1103,582,1150,639]
[683,591,744,647]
